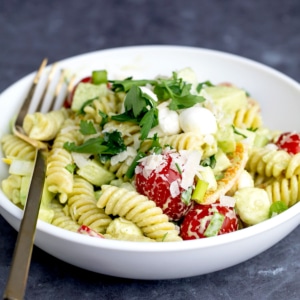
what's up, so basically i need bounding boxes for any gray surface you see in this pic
[1,0,300,299]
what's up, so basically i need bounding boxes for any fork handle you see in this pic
[3,149,46,300]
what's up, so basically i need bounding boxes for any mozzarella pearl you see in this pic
[179,106,217,135]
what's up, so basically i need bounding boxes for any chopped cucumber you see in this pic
[77,159,115,186]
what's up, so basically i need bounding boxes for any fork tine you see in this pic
[36,62,58,112]
[15,58,48,128]
[48,69,65,112]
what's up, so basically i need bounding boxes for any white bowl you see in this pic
[1,45,300,280]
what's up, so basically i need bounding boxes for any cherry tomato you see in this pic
[135,150,194,221]
[275,132,300,155]
[64,76,92,108]
[180,203,238,240]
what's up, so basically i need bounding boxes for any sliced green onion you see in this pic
[92,70,108,85]
[192,179,208,203]
[204,212,225,237]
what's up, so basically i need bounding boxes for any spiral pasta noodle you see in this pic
[1,134,36,160]
[103,159,132,181]
[23,108,69,141]
[247,147,300,179]
[50,201,80,232]
[234,100,262,129]
[1,174,22,205]
[158,132,217,158]
[83,92,120,124]
[97,185,182,242]
[67,176,112,233]
[46,119,83,203]
[264,175,300,207]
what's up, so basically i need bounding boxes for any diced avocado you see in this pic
[71,82,107,112]
[77,159,115,186]
[216,125,236,153]
[213,149,231,174]
[204,85,248,114]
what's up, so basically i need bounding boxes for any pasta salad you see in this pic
[1,67,297,242]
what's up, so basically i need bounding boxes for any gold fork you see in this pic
[3,59,67,300]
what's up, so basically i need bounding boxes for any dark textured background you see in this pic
[1,1,300,299]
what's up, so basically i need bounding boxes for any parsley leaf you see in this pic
[196,80,214,93]
[64,137,108,154]
[78,97,98,115]
[79,120,97,135]
[110,78,155,92]
[154,73,205,110]
[63,130,126,157]
[139,108,159,140]
[112,85,158,140]
[99,111,109,127]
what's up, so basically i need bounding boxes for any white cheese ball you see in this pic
[149,101,180,136]
[234,187,271,225]
[179,106,217,135]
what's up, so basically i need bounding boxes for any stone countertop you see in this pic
[1,1,300,299]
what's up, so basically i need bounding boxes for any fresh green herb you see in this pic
[78,97,98,115]
[65,163,76,174]
[146,133,162,154]
[63,131,126,157]
[232,125,248,139]
[64,137,108,154]
[112,85,158,140]
[99,111,109,127]
[79,120,97,135]
[247,127,258,132]
[175,163,182,175]
[181,186,193,205]
[196,80,214,93]
[204,212,225,237]
[125,151,146,179]
[139,109,159,140]
[110,78,156,92]
[92,70,108,85]
[269,201,288,218]
[102,130,126,155]
[200,155,216,169]
[155,73,205,110]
